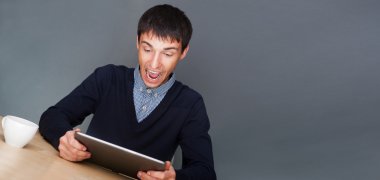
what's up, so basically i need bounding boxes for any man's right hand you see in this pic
[58,128,91,162]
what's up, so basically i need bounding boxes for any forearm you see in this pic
[177,98,216,180]
[39,107,74,149]
[177,137,216,180]
[176,164,216,180]
[39,67,104,149]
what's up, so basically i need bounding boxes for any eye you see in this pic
[143,48,151,52]
[163,52,174,57]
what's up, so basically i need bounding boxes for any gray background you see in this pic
[1,0,380,179]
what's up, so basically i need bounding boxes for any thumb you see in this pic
[165,161,172,170]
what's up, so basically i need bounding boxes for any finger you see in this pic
[58,143,71,159]
[59,130,90,161]
[165,161,171,170]
[69,136,87,151]
[137,171,157,180]
[64,130,87,151]
[59,133,71,153]
[59,140,90,161]
[146,161,173,179]
[59,145,91,161]
[66,136,91,160]
[72,148,91,160]
[145,170,164,179]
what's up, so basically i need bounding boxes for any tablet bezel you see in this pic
[74,132,165,179]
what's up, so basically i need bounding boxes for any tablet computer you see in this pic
[74,132,165,179]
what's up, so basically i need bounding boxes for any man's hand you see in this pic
[58,128,91,162]
[137,161,176,180]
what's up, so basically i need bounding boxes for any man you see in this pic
[39,4,216,180]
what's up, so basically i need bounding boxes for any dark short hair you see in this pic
[137,4,192,52]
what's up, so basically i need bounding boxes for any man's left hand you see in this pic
[137,161,176,180]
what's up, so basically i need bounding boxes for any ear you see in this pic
[179,45,190,61]
[136,36,139,50]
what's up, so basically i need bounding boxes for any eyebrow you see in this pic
[141,41,179,51]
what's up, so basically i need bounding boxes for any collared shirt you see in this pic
[133,65,176,123]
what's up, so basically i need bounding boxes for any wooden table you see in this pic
[0,116,131,179]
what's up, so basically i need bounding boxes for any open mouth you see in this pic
[146,69,160,80]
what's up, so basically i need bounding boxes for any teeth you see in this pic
[146,69,160,80]
[147,70,159,74]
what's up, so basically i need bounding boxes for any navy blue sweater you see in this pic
[39,65,216,179]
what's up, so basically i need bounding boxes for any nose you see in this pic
[150,52,160,69]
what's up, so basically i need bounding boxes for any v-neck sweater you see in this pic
[39,64,216,180]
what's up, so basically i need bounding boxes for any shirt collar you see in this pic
[134,65,176,95]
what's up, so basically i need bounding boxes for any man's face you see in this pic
[137,33,189,88]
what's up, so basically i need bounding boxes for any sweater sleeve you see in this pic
[175,98,217,180]
[39,65,110,149]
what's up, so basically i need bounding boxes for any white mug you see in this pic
[2,115,39,148]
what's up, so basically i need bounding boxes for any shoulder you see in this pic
[172,81,205,107]
[180,83,202,99]
[92,64,133,80]
[84,64,134,91]
[94,64,131,74]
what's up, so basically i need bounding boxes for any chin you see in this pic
[143,79,161,88]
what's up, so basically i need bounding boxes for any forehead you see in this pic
[139,32,182,49]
